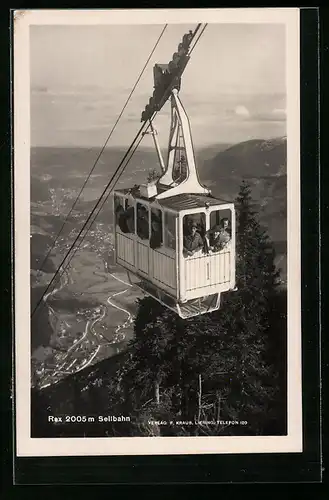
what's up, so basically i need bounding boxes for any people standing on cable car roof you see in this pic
[206,218,231,252]
[183,221,204,257]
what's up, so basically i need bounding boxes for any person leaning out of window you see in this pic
[205,218,231,253]
[183,221,204,257]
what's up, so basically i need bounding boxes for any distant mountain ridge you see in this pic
[198,136,287,247]
[30,136,287,274]
[200,136,286,181]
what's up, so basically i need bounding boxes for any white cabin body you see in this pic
[113,61,236,318]
[113,186,236,318]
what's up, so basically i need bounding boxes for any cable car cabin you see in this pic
[113,55,236,318]
[113,188,236,319]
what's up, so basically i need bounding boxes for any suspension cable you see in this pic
[49,25,204,282]
[35,24,168,276]
[61,25,206,260]
[32,24,206,317]
[31,120,149,318]
[49,126,149,290]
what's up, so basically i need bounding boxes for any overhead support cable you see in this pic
[35,24,168,277]
[32,23,207,318]
[31,119,150,318]
[49,124,151,291]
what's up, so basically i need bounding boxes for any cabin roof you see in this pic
[114,186,231,212]
[158,193,226,211]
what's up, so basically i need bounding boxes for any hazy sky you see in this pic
[30,23,286,148]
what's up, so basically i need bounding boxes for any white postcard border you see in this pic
[14,8,302,457]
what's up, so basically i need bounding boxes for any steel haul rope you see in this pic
[32,24,206,318]
[35,24,168,277]
[44,126,151,297]
[31,120,149,317]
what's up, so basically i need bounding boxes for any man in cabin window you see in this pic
[116,204,135,234]
[183,222,204,257]
[116,204,129,233]
[206,218,231,252]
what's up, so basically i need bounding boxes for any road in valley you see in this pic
[38,258,135,389]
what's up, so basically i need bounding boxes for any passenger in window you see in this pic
[115,204,128,233]
[183,221,204,257]
[220,217,231,239]
[125,206,135,234]
[115,204,135,234]
[137,205,149,240]
[150,214,162,249]
[206,218,231,252]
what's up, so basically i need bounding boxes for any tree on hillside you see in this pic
[31,182,286,438]
[122,180,285,436]
[236,180,281,301]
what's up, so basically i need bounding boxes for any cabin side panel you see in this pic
[209,250,231,286]
[151,250,177,292]
[116,232,135,267]
[137,241,149,275]
[184,251,231,293]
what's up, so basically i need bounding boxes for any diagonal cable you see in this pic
[35,24,168,276]
[51,126,149,290]
[31,120,149,317]
[32,23,206,317]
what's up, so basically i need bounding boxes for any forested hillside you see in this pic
[31,181,287,438]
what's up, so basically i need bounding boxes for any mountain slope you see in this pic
[201,137,286,180]
[199,137,287,246]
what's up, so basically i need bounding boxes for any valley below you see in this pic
[30,138,287,390]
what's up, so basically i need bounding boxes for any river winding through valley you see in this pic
[38,256,135,389]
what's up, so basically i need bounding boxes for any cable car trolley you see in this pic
[113,27,236,318]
